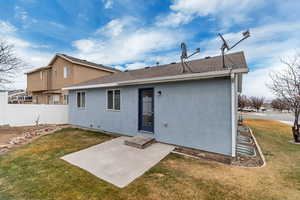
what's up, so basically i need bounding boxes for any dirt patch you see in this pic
[0,125,69,155]
[173,146,232,164]
[0,126,29,145]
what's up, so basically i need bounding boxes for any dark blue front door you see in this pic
[139,88,154,132]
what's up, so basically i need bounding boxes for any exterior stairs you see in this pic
[124,135,155,149]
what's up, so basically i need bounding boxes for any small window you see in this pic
[40,71,43,80]
[63,94,69,104]
[107,89,120,111]
[107,90,113,109]
[64,66,70,78]
[77,92,86,108]
[53,95,60,104]
[49,95,60,104]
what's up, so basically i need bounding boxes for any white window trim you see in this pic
[76,91,86,109]
[106,88,121,111]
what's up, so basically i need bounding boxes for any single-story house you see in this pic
[63,51,249,158]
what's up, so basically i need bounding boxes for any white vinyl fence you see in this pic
[0,92,68,126]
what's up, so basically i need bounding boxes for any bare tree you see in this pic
[269,54,300,142]
[250,96,265,112]
[271,98,291,112]
[0,41,24,87]
[271,98,285,111]
[238,94,247,109]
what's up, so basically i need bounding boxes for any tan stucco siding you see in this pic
[73,64,112,85]
[27,55,115,104]
[50,57,112,89]
[27,70,49,92]
[51,57,75,90]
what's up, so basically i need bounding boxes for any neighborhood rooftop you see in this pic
[26,53,120,74]
[65,51,248,90]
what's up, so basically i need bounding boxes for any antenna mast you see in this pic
[180,42,200,73]
[218,30,250,68]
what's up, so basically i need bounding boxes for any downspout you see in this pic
[230,72,237,157]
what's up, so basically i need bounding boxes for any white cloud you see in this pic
[72,17,187,65]
[72,39,96,53]
[14,6,28,21]
[96,17,136,37]
[156,12,193,27]
[0,21,17,33]
[113,65,125,71]
[200,22,300,62]
[0,20,52,90]
[156,0,264,27]
[103,0,113,9]
[197,21,300,99]
[49,21,65,29]
[125,62,147,70]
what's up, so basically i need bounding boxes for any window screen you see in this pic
[107,90,113,109]
[77,92,86,108]
[114,90,120,110]
[107,89,120,110]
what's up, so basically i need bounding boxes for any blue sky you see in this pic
[0,0,300,98]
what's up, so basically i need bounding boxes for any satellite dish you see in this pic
[181,43,188,59]
[218,29,250,68]
[179,42,200,73]
[218,33,229,51]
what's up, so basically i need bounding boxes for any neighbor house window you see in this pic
[63,94,69,104]
[77,91,86,108]
[49,95,60,104]
[107,89,120,111]
[63,66,70,78]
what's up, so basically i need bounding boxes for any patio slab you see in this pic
[61,136,174,188]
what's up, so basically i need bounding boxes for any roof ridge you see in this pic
[56,53,120,72]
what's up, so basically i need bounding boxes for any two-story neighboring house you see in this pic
[26,53,119,104]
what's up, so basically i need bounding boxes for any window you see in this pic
[77,92,86,108]
[49,95,60,104]
[64,66,70,78]
[53,95,60,104]
[107,89,120,111]
[63,94,69,104]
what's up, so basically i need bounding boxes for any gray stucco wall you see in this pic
[69,78,233,156]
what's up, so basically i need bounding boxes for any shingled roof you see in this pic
[65,51,248,90]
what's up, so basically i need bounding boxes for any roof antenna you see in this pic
[180,42,200,73]
[218,30,250,68]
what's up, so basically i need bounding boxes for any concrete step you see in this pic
[124,135,155,149]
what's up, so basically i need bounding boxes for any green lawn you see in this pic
[0,120,300,200]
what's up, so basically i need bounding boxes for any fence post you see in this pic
[0,91,8,125]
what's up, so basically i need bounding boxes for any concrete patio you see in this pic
[61,136,174,188]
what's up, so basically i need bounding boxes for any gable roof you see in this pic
[64,51,249,90]
[25,54,120,74]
